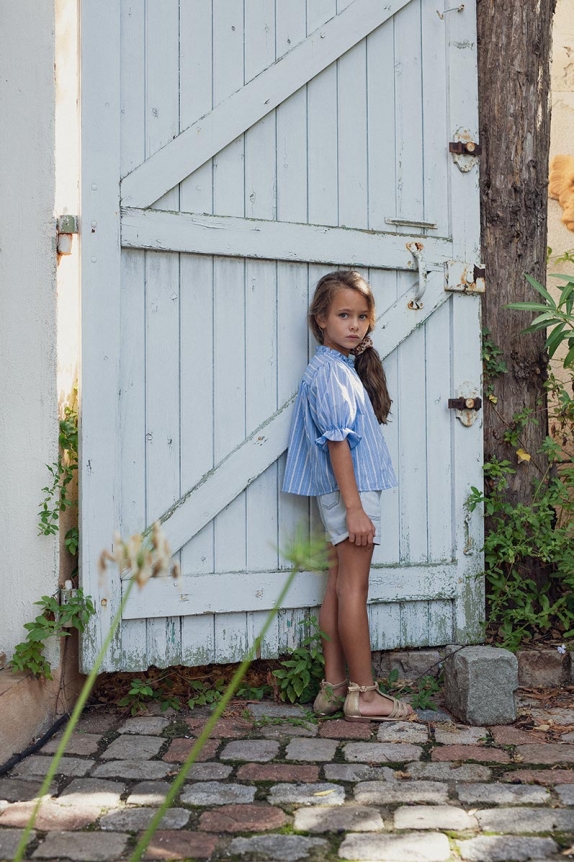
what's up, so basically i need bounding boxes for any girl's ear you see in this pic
[315,314,326,330]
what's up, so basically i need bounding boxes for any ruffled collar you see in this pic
[316,344,355,368]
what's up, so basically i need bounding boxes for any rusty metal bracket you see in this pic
[57,214,79,256]
[449,384,482,426]
[449,129,481,173]
[445,260,486,294]
[406,241,427,309]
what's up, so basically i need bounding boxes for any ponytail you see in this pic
[353,342,392,425]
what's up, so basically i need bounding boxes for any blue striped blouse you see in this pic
[282,346,397,496]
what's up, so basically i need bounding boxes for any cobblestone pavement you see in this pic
[0,692,572,861]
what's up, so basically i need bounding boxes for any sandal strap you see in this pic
[320,679,347,690]
[347,682,378,693]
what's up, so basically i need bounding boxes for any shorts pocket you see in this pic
[320,491,340,510]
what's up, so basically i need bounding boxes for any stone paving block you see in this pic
[268,782,345,806]
[100,734,164,760]
[198,803,287,833]
[394,804,478,832]
[99,806,190,831]
[324,764,398,782]
[187,762,233,781]
[457,836,558,862]
[294,804,385,833]
[31,831,128,860]
[42,732,102,756]
[431,744,509,763]
[455,783,551,805]
[555,783,574,805]
[0,778,57,802]
[476,807,574,834]
[13,755,94,778]
[319,719,372,739]
[186,716,254,738]
[355,780,448,804]
[93,759,173,780]
[444,645,518,726]
[339,831,451,861]
[126,781,171,806]
[561,730,574,743]
[516,648,572,688]
[0,828,35,859]
[502,768,574,785]
[249,702,307,719]
[343,742,422,763]
[142,830,219,859]
[528,707,574,725]
[117,715,170,735]
[219,739,280,762]
[415,708,454,722]
[75,712,118,734]
[260,721,318,738]
[285,738,339,762]
[433,724,487,745]
[405,762,492,782]
[162,737,219,763]
[515,743,574,764]
[384,649,443,681]
[230,834,328,861]
[57,778,125,809]
[236,763,320,782]
[489,726,544,745]
[377,722,429,744]
[0,799,98,830]
[180,780,255,806]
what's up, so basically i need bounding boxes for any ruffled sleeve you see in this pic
[309,361,362,451]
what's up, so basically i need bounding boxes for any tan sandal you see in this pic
[313,679,348,716]
[343,682,413,722]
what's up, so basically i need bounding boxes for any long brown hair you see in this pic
[309,270,392,424]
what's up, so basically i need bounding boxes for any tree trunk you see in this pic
[477,0,556,493]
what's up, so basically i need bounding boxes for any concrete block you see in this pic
[444,645,518,725]
[374,649,443,681]
[516,648,573,687]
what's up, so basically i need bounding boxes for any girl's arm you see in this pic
[327,440,375,547]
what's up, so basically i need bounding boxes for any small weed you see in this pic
[273,617,325,703]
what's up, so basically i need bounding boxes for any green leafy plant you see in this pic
[482,327,508,402]
[11,590,95,679]
[38,403,79,537]
[188,677,228,709]
[468,454,573,649]
[118,677,181,715]
[378,668,440,711]
[273,616,326,703]
[506,273,574,369]
[410,675,440,710]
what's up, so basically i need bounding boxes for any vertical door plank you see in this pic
[181,615,216,667]
[278,607,310,653]
[307,67,338,226]
[306,0,337,34]
[396,279,428,563]
[180,0,214,214]
[245,0,276,83]
[366,19,396,230]
[428,599,454,646]
[393,0,424,231]
[80,0,123,671]
[369,603,401,651]
[120,0,145,179]
[400,601,430,647]
[337,39,368,229]
[425,298,453,563]
[248,609,280,660]
[421,2,449,236]
[214,612,249,664]
[276,0,306,58]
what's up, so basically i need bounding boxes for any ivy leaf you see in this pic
[516,449,531,463]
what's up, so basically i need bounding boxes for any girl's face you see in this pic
[316,287,370,356]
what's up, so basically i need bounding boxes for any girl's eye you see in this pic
[359,314,367,320]
[339,313,348,318]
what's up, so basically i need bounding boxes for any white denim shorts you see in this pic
[316,490,382,546]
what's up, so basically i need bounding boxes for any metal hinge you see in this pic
[448,397,482,411]
[449,384,482,426]
[445,261,486,294]
[449,130,481,172]
[449,141,481,156]
[57,215,79,255]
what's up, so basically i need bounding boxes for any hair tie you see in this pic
[351,335,373,356]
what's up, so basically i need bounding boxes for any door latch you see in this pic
[406,241,427,309]
[449,384,482,426]
[449,130,481,173]
[57,215,79,255]
[448,397,482,411]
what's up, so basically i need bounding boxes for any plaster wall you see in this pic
[0,2,59,661]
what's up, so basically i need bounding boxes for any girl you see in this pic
[283,270,413,722]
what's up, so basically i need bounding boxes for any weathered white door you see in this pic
[80,0,485,672]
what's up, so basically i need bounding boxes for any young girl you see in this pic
[283,270,413,722]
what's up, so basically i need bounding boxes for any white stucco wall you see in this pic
[0,2,59,660]
[548,0,574,263]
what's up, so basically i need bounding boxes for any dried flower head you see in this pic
[98,522,179,588]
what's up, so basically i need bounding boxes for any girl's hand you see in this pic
[346,505,375,547]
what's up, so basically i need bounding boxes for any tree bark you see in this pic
[477,0,556,494]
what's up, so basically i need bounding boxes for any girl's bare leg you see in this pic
[335,540,413,718]
[318,543,347,684]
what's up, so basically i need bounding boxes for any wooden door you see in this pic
[80,0,485,672]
